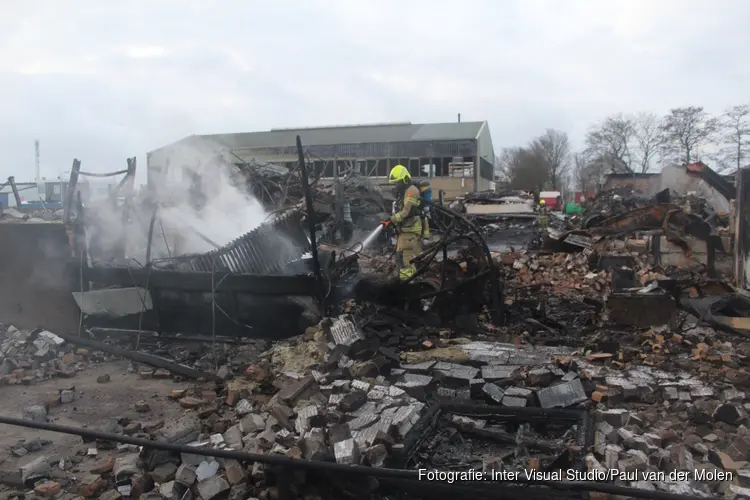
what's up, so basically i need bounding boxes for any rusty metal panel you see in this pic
[0,223,80,334]
[588,204,679,234]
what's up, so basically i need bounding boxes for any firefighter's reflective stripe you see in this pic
[396,233,421,281]
[399,265,417,280]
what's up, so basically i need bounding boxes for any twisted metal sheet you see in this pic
[173,210,311,275]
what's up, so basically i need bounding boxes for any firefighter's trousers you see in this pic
[395,232,422,281]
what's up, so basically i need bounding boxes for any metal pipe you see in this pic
[296,135,326,311]
[79,169,129,178]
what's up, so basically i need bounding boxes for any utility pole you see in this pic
[34,140,40,183]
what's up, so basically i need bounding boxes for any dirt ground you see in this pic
[0,360,190,478]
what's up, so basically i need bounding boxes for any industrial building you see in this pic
[147,121,496,200]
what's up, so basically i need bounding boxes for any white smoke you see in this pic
[156,161,267,256]
[149,141,271,259]
[86,140,277,264]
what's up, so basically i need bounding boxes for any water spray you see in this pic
[360,221,388,251]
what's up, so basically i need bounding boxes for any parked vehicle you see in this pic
[539,191,562,210]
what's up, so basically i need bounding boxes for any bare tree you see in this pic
[493,154,509,182]
[719,104,750,171]
[531,129,571,189]
[573,153,593,192]
[574,152,609,193]
[496,148,521,183]
[500,146,548,191]
[632,112,663,173]
[660,106,718,164]
[585,114,634,173]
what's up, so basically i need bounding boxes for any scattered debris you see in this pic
[0,152,747,499]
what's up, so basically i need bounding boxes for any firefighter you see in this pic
[537,199,548,229]
[383,164,423,281]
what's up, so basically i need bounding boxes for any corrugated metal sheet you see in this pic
[153,122,486,153]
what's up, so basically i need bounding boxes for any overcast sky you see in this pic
[1,0,748,183]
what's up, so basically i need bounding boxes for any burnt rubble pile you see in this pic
[4,163,750,500]
[501,250,616,296]
[583,187,656,218]
[480,219,538,238]
[105,315,599,498]
[9,315,750,499]
[52,242,747,497]
[583,356,750,497]
[240,161,388,224]
[0,326,107,385]
[583,187,729,230]
[6,237,747,499]
[150,340,271,377]
[412,412,580,474]
[450,191,540,234]
[0,207,64,223]
[143,306,750,497]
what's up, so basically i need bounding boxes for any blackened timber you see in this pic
[447,421,559,453]
[439,402,586,422]
[52,330,221,381]
[296,135,326,310]
[80,266,321,295]
[63,159,81,224]
[736,168,750,290]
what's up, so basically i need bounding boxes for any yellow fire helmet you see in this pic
[388,164,411,184]
[539,199,546,205]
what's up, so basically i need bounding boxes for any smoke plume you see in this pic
[87,140,276,265]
